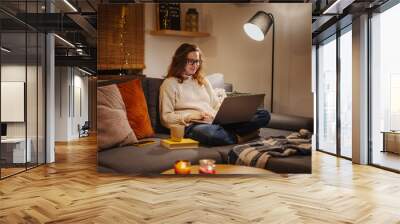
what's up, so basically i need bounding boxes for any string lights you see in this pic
[119,6,131,76]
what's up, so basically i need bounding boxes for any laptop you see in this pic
[192,94,265,125]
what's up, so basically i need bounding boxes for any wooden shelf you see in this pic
[150,29,210,38]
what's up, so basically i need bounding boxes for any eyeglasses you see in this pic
[187,59,202,66]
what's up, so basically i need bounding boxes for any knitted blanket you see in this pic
[228,129,312,169]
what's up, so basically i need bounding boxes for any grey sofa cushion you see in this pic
[141,78,169,134]
[98,128,311,174]
[266,156,311,173]
[98,137,223,174]
[260,127,293,138]
[267,113,313,133]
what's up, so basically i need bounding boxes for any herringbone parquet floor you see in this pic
[1,136,400,224]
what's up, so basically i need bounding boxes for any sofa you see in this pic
[97,77,313,174]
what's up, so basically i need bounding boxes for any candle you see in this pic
[174,160,191,174]
[199,159,216,174]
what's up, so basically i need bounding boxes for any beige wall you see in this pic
[143,4,206,78]
[54,67,89,141]
[143,3,313,117]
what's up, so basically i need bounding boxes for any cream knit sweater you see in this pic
[159,76,221,128]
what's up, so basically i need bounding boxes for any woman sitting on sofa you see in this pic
[159,43,270,146]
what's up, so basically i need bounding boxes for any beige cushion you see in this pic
[97,84,138,151]
[206,73,225,89]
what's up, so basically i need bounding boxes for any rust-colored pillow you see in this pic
[97,84,138,151]
[117,79,154,139]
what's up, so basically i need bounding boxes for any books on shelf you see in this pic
[161,138,199,149]
[158,3,181,30]
[168,3,181,30]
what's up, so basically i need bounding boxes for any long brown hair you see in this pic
[166,43,205,85]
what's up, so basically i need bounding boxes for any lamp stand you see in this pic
[268,13,275,113]
[243,10,276,112]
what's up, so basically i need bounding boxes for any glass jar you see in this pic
[185,8,199,32]
[199,159,216,174]
[174,160,191,174]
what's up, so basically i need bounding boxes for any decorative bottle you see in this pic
[185,8,199,32]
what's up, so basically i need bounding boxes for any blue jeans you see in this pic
[184,109,270,146]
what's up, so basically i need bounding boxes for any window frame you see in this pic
[315,23,353,160]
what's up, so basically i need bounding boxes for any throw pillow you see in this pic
[117,79,155,139]
[97,84,138,151]
[206,73,225,89]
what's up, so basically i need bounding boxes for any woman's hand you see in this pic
[201,112,214,122]
[184,112,204,123]
[184,111,214,123]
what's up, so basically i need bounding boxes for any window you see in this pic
[317,26,353,159]
[339,28,352,158]
[317,36,337,154]
[370,3,400,171]
[0,1,47,179]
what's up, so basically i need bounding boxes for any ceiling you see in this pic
[311,0,390,43]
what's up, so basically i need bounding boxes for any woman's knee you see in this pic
[208,125,237,145]
[188,124,236,146]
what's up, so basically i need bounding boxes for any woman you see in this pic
[159,43,270,146]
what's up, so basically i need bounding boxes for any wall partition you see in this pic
[0,1,46,179]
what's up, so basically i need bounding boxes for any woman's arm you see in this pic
[159,80,186,127]
[204,78,221,111]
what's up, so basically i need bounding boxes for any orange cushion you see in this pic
[117,79,154,139]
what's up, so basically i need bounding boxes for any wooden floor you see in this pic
[1,167,26,178]
[1,136,400,223]
[1,163,44,178]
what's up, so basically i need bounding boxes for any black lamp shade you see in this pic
[243,11,274,41]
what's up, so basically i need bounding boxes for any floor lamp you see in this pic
[243,11,275,112]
